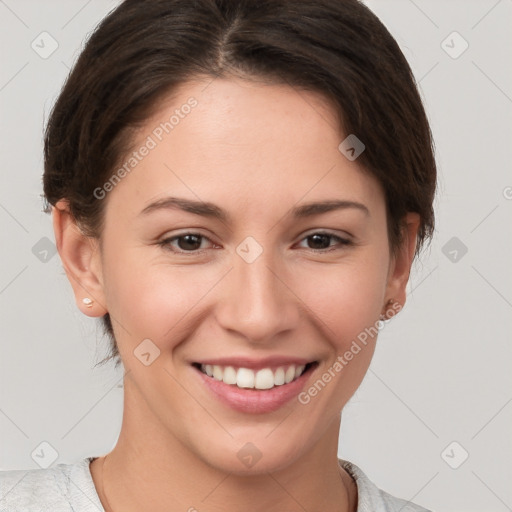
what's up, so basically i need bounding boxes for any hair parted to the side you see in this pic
[43,0,437,368]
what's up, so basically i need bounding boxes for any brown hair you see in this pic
[43,0,437,367]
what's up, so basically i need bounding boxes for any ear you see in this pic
[52,199,108,317]
[384,212,420,313]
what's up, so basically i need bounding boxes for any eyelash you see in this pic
[157,231,353,255]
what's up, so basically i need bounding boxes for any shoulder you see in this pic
[0,457,103,512]
[339,459,433,512]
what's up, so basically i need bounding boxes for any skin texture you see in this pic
[53,76,419,512]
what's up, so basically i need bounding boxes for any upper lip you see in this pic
[193,356,317,371]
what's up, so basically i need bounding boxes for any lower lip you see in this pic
[193,363,317,414]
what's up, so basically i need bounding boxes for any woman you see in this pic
[0,0,436,510]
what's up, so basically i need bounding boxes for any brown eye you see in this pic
[298,232,352,252]
[307,233,332,250]
[159,233,212,253]
[175,234,203,251]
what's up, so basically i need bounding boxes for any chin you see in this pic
[191,433,311,477]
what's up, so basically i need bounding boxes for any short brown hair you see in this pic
[43,0,437,367]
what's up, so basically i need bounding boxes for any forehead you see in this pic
[105,77,384,220]
[150,76,343,157]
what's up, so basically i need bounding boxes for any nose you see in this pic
[215,246,301,344]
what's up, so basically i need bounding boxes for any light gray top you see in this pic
[0,457,431,511]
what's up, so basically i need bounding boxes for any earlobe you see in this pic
[52,200,108,317]
[384,212,421,312]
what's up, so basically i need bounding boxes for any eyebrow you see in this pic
[140,196,369,222]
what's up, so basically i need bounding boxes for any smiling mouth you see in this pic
[192,361,318,390]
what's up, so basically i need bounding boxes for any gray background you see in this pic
[1,1,511,511]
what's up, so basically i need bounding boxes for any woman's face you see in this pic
[64,77,415,474]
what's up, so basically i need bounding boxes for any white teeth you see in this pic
[254,368,274,390]
[274,367,285,386]
[212,365,223,381]
[236,368,255,388]
[199,363,310,389]
[222,366,237,385]
[284,366,295,384]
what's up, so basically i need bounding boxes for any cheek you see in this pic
[290,255,388,400]
[292,256,388,344]
[102,249,221,353]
